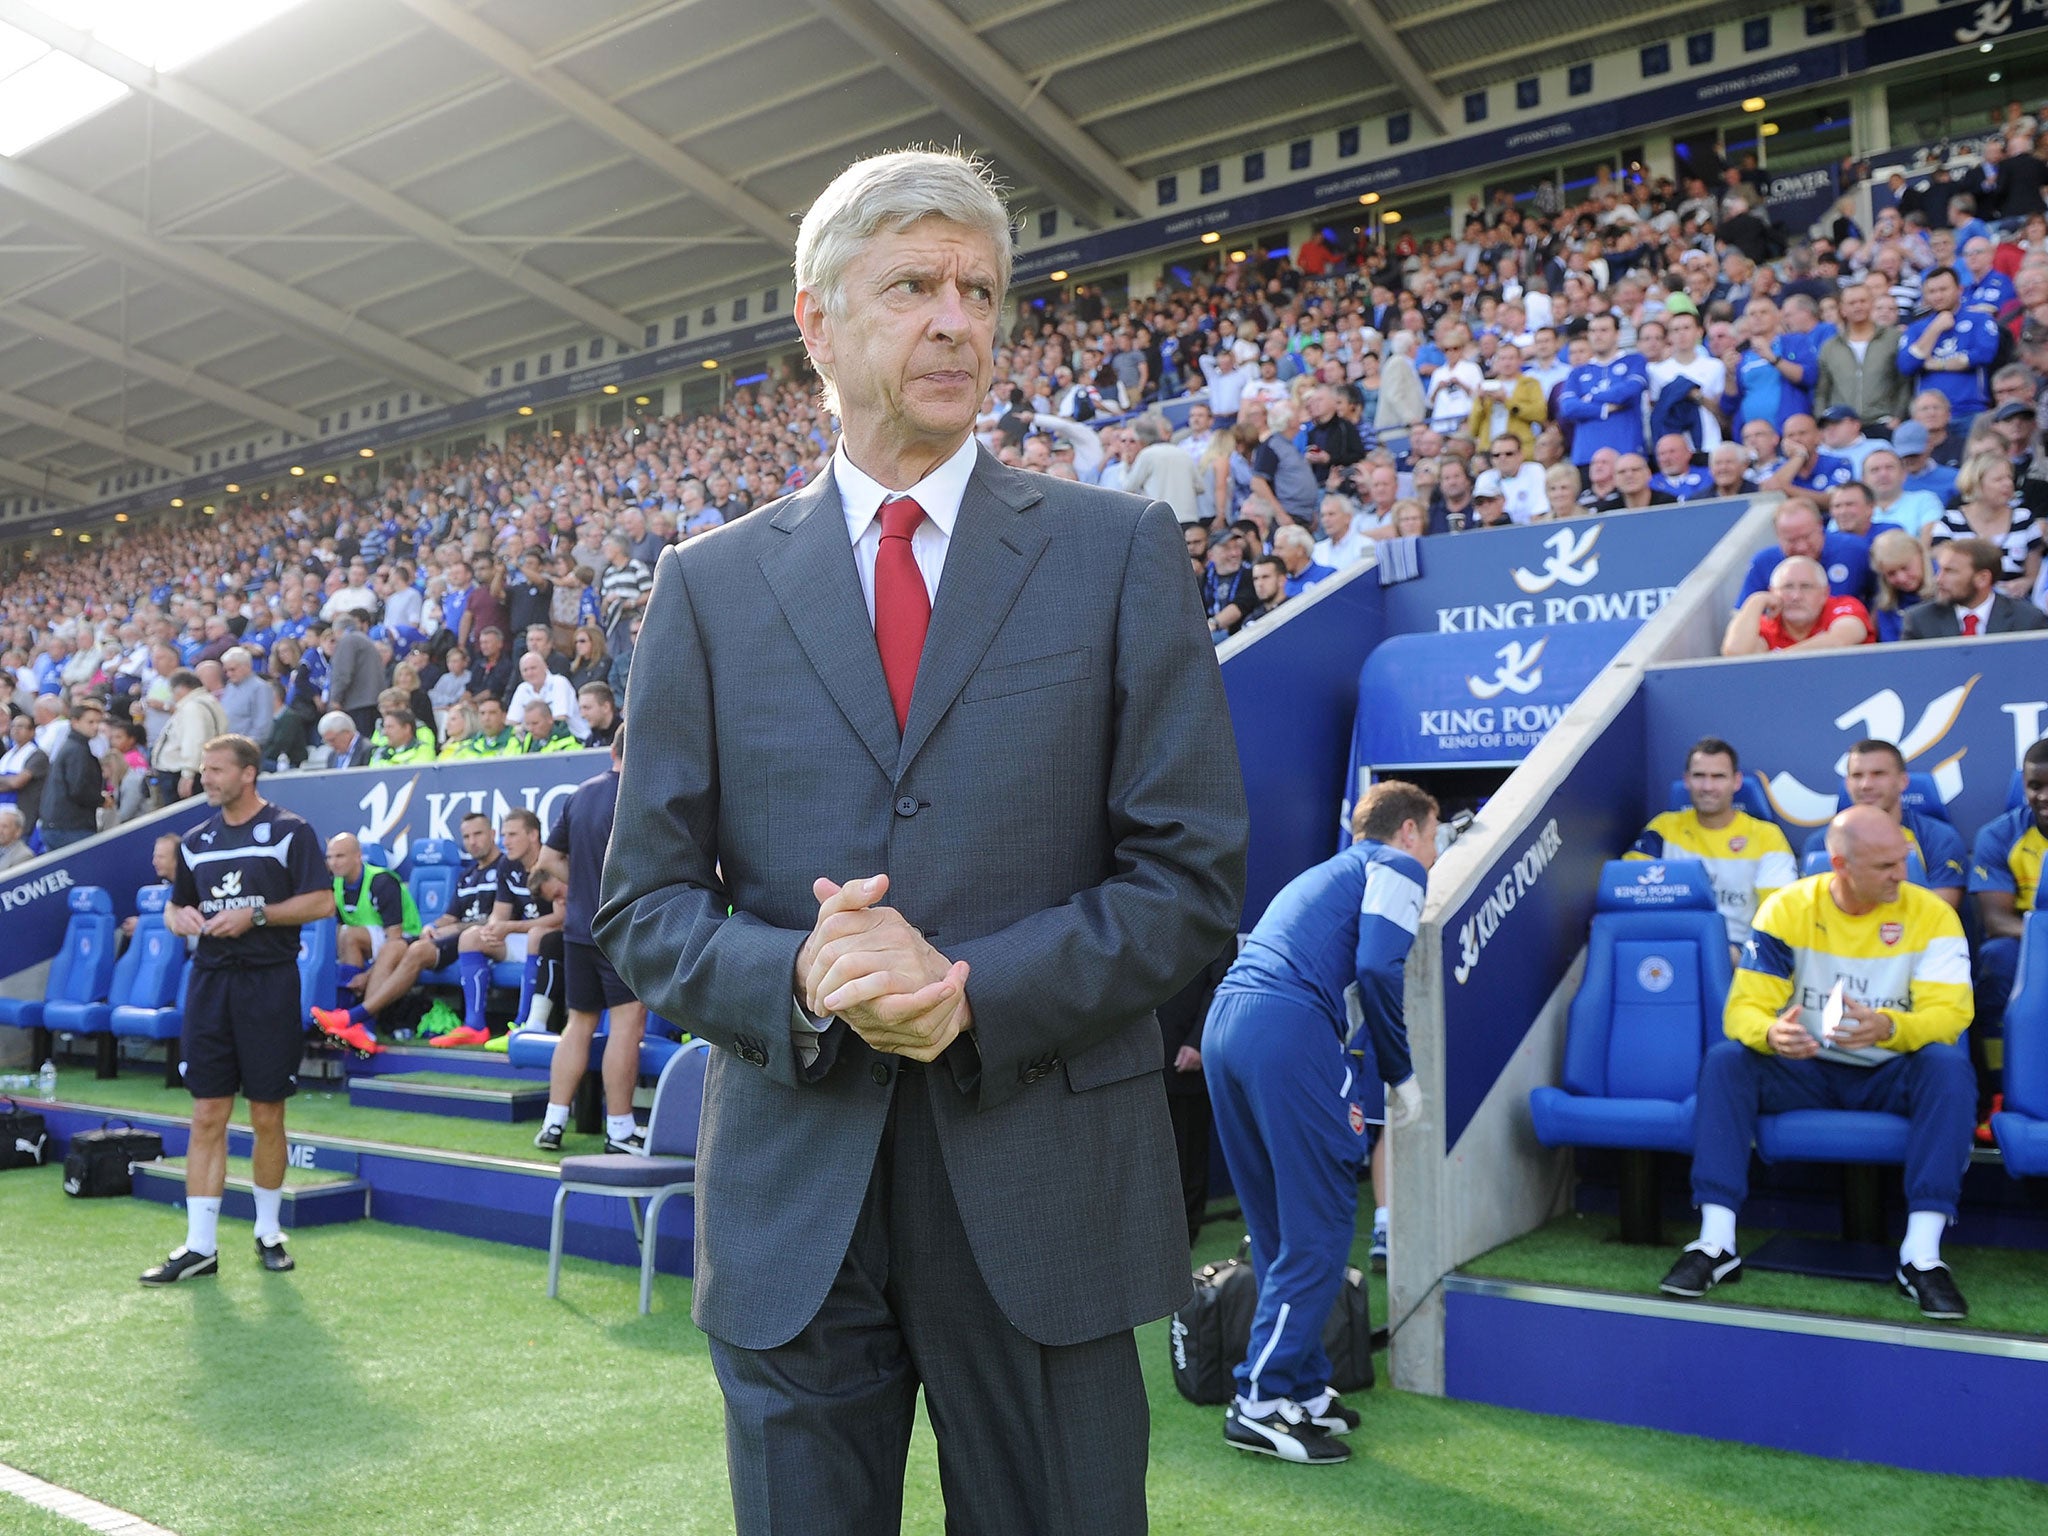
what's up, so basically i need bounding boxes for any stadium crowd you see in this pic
[1,119,2045,859]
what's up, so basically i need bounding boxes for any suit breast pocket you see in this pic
[959,647,1091,705]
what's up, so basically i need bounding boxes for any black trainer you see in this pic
[1307,1392,1361,1436]
[1659,1242,1742,1298]
[140,1246,218,1286]
[256,1234,295,1273]
[1224,1400,1351,1464]
[604,1128,648,1156]
[533,1123,565,1152]
[1897,1262,1968,1321]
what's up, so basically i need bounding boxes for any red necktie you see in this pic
[1963,612,1980,637]
[874,496,930,732]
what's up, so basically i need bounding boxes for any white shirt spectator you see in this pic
[509,670,586,741]
[1240,377,1290,412]
[1313,528,1375,570]
[1647,351,1728,450]
[384,584,423,632]
[1126,442,1201,524]
[1197,354,1249,416]
[1498,462,1550,525]
[322,583,378,621]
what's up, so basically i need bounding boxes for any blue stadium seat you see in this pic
[1824,771,1948,822]
[1666,772,1779,826]
[297,917,338,1027]
[1991,913,2048,1178]
[1800,848,1832,877]
[2011,769,2028,813]
[0,888,119,1059]
[49,888,187,1079]
[1530,859,1731,1240]
[358,841,393,871]
[113,968,192,1088]
[406,838,461,926]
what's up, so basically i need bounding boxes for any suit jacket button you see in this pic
[895,796,919,818]
[870,1061,891,1086]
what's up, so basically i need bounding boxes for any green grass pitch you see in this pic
[2,1168,2043,1534]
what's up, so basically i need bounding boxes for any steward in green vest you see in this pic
[459,696,517,759]
[371,707,436,766]
[514,701,581,754]
[324,831,423,977]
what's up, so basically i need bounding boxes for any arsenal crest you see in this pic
[1349,1103,1366,1135]
[1880,922,1903,947]
[1727,835,1747,852]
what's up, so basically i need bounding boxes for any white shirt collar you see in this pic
[832,435,978,544]
[1962,593,1996,627]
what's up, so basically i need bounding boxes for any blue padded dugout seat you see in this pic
[50,888,187,1079]
[0,887,119,1040]
[1801,848,1832,877]
[1667,773,1780,826]
[405,839,460,927]
[114,968,192,1088]
[1530,859,1731,1156]
[298,917,337,1027]
[1820,771,1948,822]
[1992,913,2048,1178]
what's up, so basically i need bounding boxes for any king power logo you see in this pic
[1760,674,2047,825]
[209,869,242,901]
[1467,638,1547,699]
[1512,525,1601,594]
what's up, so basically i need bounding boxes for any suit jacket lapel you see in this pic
[760,474,902,778]
[898,452,1049,775]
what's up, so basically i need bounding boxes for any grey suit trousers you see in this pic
[710,1062,1149,1536]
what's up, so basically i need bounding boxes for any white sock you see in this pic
[185,1195,222,1257]
[1901,1210,1947,1270]
[1696,1203,1737,1255]
[606,1113,638,1142]
[1373,1205,1390,1231]
[523,998,554,1033]
[252,1185,284,1243]
[542,1103,571,1132]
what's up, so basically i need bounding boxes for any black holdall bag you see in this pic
[62,1119,164,1198]
[1168,1239,1376,1405]
[0,1097,49,1171]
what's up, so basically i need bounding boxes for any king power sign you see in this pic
[1378,499,1751,636]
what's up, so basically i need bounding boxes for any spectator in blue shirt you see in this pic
[1892,420,1961,504]
[1651,434,1714,500]
[1780,413,1857,495]
[1558,313,1648,467]
[1961,237,2017,314]
[1900,268,2001,425]
[1816,405,1881,472]
[1738,498,1873,604]
[1798,740,1969,908]
[1274,526,1337,597]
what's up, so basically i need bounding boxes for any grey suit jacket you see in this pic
[596,449,1248,1351]
[327,631,385,713]
[1900,594,2048,639]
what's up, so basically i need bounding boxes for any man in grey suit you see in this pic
[1902,538,2048,639]
[323,617,385,739]
[596,150,1247,1534]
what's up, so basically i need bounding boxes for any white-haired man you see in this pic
[1723,555,1877,654]
[597,149,1245,1534]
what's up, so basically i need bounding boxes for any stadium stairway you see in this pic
[348,1071,550,1122]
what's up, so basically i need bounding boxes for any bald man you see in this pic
[325,832,419,1001]
[1662,806,1976,1320]
[1722,555,1876,654]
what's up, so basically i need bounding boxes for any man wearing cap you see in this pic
[1817,405,1880,473]
[1891,420,1960,505]
[1469,470,1514,527]
[1817,281,1907,432]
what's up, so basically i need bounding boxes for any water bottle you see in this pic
[37,1060,56,1101]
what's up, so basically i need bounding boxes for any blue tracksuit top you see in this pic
[1900,309,2001,419]
[1215,837,1425,1084]
[1559,353,1650,463]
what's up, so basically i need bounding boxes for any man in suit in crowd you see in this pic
[317,711,375,768]
[597,150,1248,1535]
[323,616,385,739]
[1901,538,2048,639]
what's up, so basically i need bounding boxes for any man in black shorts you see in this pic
[313,811,503,1049]
[535,728,647,1153]
[145,735,333,1284]
[432,807,560,1047]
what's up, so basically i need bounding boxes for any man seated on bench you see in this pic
[1660,805,1976,1320]
[1968,736,2048,1118]
[314,811,502,1051]
[431,807,559,1048]
[1628,736,1796,958]
[1799,738,1967,909]
[325,832,420,997]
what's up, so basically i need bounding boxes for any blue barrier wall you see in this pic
[1379,500,1751,636]
[1435,695,1649,1147]
[1641,634,2048,840]
[1220,572,1386,924]
[0,752,605,983]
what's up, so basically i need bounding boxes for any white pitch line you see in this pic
[0,1463,181,1536]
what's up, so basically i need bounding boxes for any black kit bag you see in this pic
[0,1097,49,1171]
[62,1119,164,1198]
[1169,1240,1376,1405]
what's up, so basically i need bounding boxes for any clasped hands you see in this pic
[795,874,972,1063]
[1767,1000,1893,1059]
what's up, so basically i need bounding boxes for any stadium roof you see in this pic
[0,0,1777,502]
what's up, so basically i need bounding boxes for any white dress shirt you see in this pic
[831,432,977,621]
[1958,594,1996,634]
